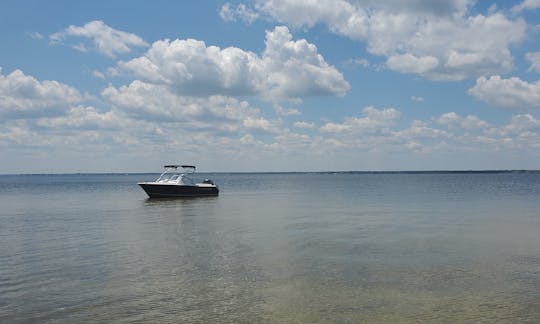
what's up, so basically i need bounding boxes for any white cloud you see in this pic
[492,114,540,149]
[436,112,461,125]
[239,134,263,145]
[263,26,350,98]
[248,0,525,80]
[119,38,255,92]
[347,58,371,68]
[274,104,301,116]
[428,112,540,151]
[220,2,260,24]
[102,79,277,136]
[411,96,425,102]
[3,74,540,170]
[0,73,286,161]
[294,121,316,129]
[36,106,122,130]
[387,54,439,75]
[318,107,444,154]
[27,32,44,40]
[0,123,47,147]
[468,75,540,110]
[320,106,400,133]
[50,20,149,58]
[118,26,349,100]
[526,52,540,73]
[243,116,278,133]
[320,122,352,133]
[6,104,536,159]
[257,0,368,37]
[394,124,448,140]
[436,112,490,129]
[511,0,540,13]
[362,106,402,120]
[502,114,540,134]
[92,71,106,79]
[0,67,82,117]
[313,106,540,156]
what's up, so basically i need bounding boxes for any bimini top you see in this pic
[163,164,196,170]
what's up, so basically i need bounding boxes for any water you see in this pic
[1,172,540,322]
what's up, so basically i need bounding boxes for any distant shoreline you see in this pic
[1,170,539,176]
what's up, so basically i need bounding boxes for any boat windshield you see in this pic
[154,165,197,184]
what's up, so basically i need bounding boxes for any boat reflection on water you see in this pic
[143,195,219,206]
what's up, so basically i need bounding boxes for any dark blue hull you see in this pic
[138,183,219,198]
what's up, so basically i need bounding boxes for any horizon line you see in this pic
[1,169,539,176]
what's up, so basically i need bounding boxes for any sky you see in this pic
[1,0,540,173]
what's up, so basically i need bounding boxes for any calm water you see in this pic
[1,172,540,322]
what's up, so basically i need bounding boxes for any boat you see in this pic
[138,165,219,198]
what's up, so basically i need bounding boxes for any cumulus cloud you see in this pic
[501,114,540,134]
[50,20,149,58]
[274,104,301,116]
[118,26,349,100]
[349,58,370,67]
[0,67,82,117]
[312,106,540,156]
[320,106,400,133]
[220,2,260,24]
[436,112,490,129]
[488,114,540,149]
[257,0,368,36]
[243,116,279,133]
[293,121,315,129]
[468,75,540,110]
[245,0,525,80]
[386,54,439,75]
[36,106,122,130]
[393,123,448,140]
[119,38,263,95]
[0,72,282,158]
[263,26,350,98]
[102,79,274,135]
[511,0,540,13]
[318,107,449,154]
[3,74,540,167]
[320,122,351,133]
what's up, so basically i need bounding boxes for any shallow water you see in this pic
[1,172,540,322]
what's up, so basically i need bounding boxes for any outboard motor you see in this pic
[203,179,214,185]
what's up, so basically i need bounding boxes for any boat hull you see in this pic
[138,183,219,198]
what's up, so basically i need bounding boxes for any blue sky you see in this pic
[1,0,540,173]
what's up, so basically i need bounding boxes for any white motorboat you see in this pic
[138,165,219,198]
